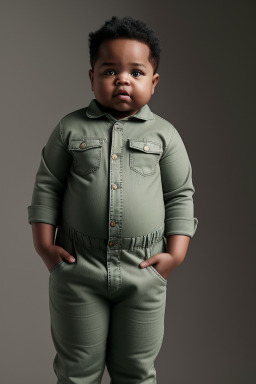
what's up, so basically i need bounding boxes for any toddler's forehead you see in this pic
[94,38,154,72]
[98,39,150,59]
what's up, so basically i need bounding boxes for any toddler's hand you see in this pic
[139,252,178,280]
[39,244,76,272]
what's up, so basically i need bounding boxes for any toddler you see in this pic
[28,15,198,384]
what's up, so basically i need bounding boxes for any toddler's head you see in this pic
[88,16,161,120]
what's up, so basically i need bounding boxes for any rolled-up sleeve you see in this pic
[160,127,198,238]
[27,120,73,227]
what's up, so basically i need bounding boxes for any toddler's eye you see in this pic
[132,70,142,78]
[105,70,115,76]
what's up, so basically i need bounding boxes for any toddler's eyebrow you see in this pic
[101,62,146,68]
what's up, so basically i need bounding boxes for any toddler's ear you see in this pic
[152,73,160,94]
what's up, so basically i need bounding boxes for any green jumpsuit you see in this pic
[27,98,198,383]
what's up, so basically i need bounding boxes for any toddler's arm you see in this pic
[27,119,74,270]
[160,126,198,239]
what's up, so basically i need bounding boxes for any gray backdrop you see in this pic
[1,0,255,383]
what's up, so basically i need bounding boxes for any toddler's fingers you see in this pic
[61,249,76,263]
[140,254,158,268]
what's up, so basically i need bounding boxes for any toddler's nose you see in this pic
[115,76,130,85]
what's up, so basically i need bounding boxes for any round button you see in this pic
[112,184,117,190]
[110,220,116,227]
[109,241,115,247]
[144,145,149,151]
[80,142,86,149]
[112,154,118,160]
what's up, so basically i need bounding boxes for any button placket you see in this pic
[107,122,124,295]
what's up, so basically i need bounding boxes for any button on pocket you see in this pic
[129,139,163,176]
[69,138,103,176]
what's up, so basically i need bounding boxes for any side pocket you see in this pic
[149,264,168,284]
[146,241,167,284]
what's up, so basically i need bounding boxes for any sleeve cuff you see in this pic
[27,205,59,227]
[164,217,198,238]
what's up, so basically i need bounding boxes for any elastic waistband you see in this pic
[58,219,165,251]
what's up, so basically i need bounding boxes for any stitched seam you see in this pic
[69,136,105,141]
[129,138,163,152]
[129,147,160,176]
[165,231,193,237]
[165,217,195,222]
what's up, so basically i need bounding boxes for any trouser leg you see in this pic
[106,238,167,384]
[49,230,110,384]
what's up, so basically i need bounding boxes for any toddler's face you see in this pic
[89,38,159,120]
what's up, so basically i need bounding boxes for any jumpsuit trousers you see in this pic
[49,219,168,384]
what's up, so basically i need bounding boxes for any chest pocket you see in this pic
[68,138,103,176]
[129,139,163,176]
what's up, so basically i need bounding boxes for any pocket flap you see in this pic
[68,138,103,151]
[129,139,163,154]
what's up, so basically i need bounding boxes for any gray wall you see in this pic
[1,0,255,383]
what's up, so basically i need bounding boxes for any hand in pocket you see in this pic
[139,252,178,280]
[38,244,76,272]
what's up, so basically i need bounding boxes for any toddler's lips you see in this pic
[114,94,131,100]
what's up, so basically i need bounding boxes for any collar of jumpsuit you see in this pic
[85,98,155,121]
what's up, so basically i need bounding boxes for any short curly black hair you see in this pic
[88,16,161,74]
